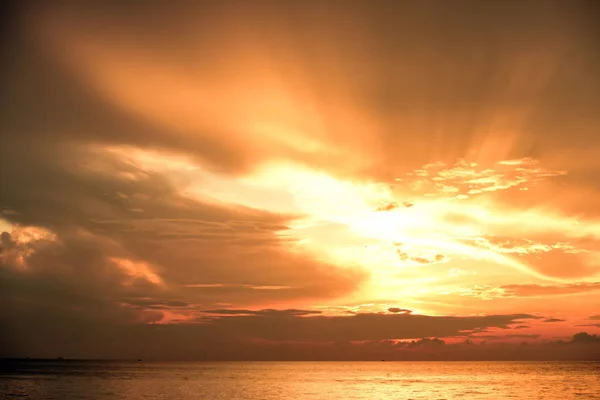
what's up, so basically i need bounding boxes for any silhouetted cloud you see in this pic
[194,312,537,342]
[475,334,541,340]
[571,332,600,344]
[405,337,445,348]
[388,308,412,314]
[0,300,543,359]
[202,309,322,316]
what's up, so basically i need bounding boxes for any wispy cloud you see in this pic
[394,158,566,201]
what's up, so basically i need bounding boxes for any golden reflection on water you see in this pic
[2,361,599,399]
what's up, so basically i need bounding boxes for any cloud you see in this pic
[0,226,57,270]
[200,312,537,342]
[394,158,566,201]
[109,257,163,286]
[571,332,600,344]
[0,301,539,359]
[454,230,600,281]
[201,309,323,317]
[543,318,566,323]
[3,0,600,360]
[394,243,448,266]
[123,298,189,309]
[6,302,594,361]
[388,308,412,314]
[0,139,367,334]
[12,0,596,184]
[474,334,541,340]
[456,285,508,300]
[405,337,445,348]
[501,283,600,297]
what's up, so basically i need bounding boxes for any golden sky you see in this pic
[1,0,599,359]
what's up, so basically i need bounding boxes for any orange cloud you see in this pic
[2,1,600,359]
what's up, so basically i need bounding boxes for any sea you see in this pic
[1,361,599,399]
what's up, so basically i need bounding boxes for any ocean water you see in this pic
[1,361,599,399]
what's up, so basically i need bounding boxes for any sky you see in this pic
[1,0,600,360]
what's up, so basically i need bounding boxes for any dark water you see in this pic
[1,361,599,399]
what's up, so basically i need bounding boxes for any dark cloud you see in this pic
[122,298,190,309]
[405,337,445,348]
[474,334,541,340]
[2,305,597,360]
[543,318,566,323]
[388,308,412,314]
[0,231,18,265]
[0,231,14,248]
[202,312,536,342]
[202,309,322,316]
[507,334,541,339]
[0,302,540,359]
[571,332,600,344]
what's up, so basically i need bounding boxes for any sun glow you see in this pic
[245,159,600,292]
[94,146,600,302]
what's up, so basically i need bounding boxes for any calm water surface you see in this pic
[1,361,599,399]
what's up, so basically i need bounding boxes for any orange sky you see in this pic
[1,0,599,359]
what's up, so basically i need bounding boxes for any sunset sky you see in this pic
[1,0,599,360]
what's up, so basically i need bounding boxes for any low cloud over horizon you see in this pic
[1,0,600,360]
